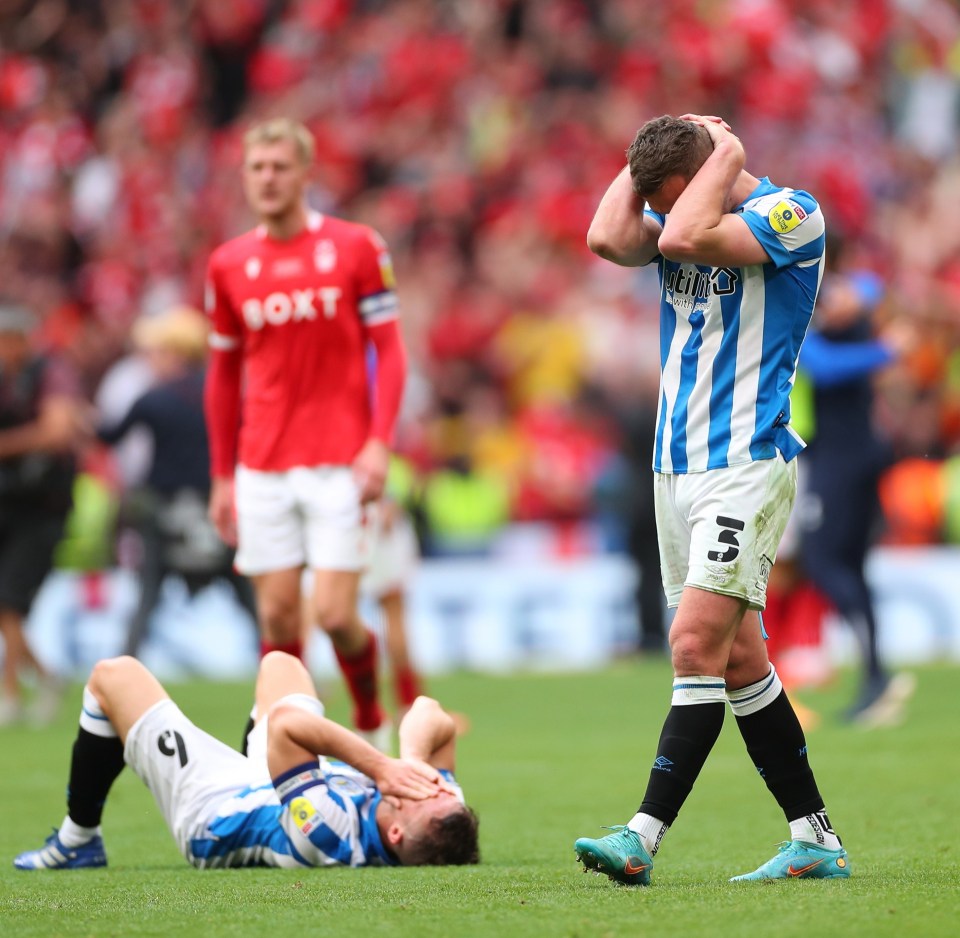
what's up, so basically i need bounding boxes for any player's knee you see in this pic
[261,649,303,671]
[88,655,142,694]
[258,596,300,642]
[670,632,713,674]
[313,605,355,639]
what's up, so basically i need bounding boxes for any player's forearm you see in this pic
[368,320,407,444]
[398,697,456,762]
[203,349,243,476]
[587,166,661,267]
[0,400,77,459]
[268,706,389,781]
[660,141,743,255]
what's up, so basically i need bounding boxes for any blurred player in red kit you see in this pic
[204,118,406,747]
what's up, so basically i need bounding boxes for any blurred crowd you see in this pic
[3,0,960,556]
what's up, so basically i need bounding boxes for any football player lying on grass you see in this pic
[14,652,479,870]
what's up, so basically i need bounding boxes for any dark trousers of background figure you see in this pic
[799,453,886,708]
[124,492,259,658]
[628,516,667,654]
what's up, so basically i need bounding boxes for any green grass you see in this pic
[2,660,958,937]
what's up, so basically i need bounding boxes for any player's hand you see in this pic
[352,439,389,504]
[680,113,744,166]
[208,476,237,547]
[375,756,447,803]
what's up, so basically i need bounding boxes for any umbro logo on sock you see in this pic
[653,756,674,772]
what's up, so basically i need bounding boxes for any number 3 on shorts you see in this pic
[707,515,745,563]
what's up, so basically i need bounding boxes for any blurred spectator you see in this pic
[96,306,257,657]
[796,263,916,725]
[0,301,81,725]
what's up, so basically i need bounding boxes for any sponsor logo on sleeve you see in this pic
[289,796,322,836]
[768,200,807,234]
[378,251,396,289]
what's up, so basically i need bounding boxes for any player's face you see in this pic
[242,140,309,222]
[642,174,689,215]
[393,789,461,861]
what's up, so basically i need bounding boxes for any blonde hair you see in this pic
[243,118,315,166]
[132,306,209,363]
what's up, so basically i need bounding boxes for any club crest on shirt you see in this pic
[245,257,262,280]
[314,239,337,273]
[328,774,366,797]
[768,200,807,234]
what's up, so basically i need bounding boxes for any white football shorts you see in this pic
[360,508,419,599]
[124,699,263,863]
[234,465,373,574]
[655,454,798,609]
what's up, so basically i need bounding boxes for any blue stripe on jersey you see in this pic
[706,276,743,468]
[670,304,707,472]
[191,802,295,865]
[749,251,823,460]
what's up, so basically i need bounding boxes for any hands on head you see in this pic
[376,756,458,809]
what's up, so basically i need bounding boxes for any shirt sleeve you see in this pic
[739,190,825,270]
[204,253,242,351]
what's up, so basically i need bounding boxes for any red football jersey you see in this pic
[205,211,399,471]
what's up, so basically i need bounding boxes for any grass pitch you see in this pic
[2,659,957,937]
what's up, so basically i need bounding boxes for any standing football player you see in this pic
[204,118,406,748]
[574,115,850,884]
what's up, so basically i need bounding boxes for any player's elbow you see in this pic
[586,222,622,262]
[657,228,701,262]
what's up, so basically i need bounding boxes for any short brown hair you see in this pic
[404,805,480,866]
[627,116,714,199]
[243,118,315,165]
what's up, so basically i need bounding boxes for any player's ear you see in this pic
[387,821,403,847]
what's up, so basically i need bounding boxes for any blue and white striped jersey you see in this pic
[188,759,463,870]
[646,177,825,474]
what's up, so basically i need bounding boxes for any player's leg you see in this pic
[363,504,424,710]
[725,618,849,879]
[0,515,63,723]
[14,656,168,870]
[233,466,308,660]
[311,567,387,739]
[575,584,742,885]
[298,467,387,742]
[379,587,424,710]
[251,567,304,658]
[714,458,851,880]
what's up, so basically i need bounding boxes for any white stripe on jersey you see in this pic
[682,296,726,464]
[727,266,766,460]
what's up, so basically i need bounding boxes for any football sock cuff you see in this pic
[79,686,117,738]
[671,676,727,706]
[726,666,782,716]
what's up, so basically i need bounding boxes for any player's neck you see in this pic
[261,204,310,242]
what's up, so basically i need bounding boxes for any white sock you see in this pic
[79,687,118,738]
[789,810,842,851]
[59,815,100,848]
[627,812,670,857]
